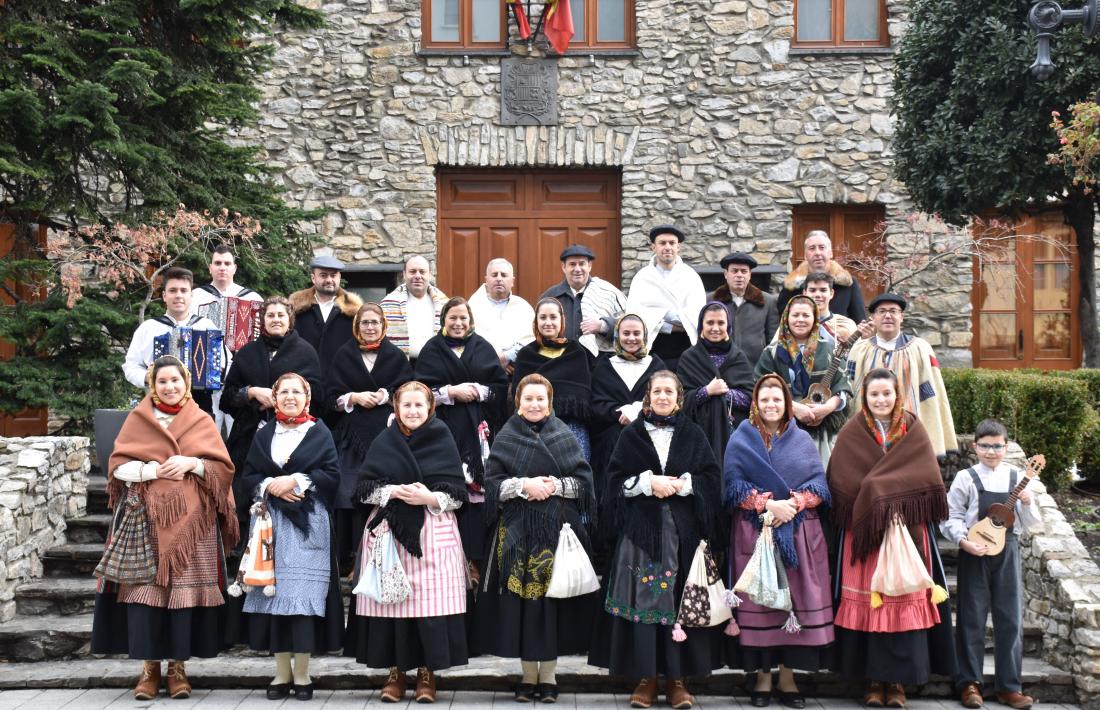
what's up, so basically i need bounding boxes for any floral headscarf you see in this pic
[776,295,820,396]
[749,374,793,450]
[272,372,316,425]
[613,313,649,361]
[533,297,569,349]
[353,302,387,352]
[145,356,192,414]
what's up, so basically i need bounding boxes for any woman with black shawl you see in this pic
[677,302,754,463]
[828,368,955,707]
[221,297,322,537]
[589,371,724,710]
[414,296,508,577]
[755,295,853,468]
[344,381,469,704]
[724,374,834,708]
[472,374,598,703]
[326,302,414,570]
[235,372,343,702]
[511,297,593,459]
[590,315,667,491]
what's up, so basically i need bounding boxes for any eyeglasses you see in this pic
[874,308,903,316]
[975,443,1006,452]
[360,320,383,327]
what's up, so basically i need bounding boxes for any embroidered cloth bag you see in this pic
[676,540,733,628]
[95,487,157,584]
[734,512,793,612]
[870,516,934,599]
[353,524,412,604]
[546,522,600,598]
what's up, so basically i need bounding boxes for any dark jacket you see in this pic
[288,287,363,422]
[708,282,780,367]
[776,260,867,323]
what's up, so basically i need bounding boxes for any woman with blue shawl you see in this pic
[724,374,834,708]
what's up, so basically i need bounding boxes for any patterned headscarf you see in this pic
[776,295,820,396]
[613,313,649,361]
[641,369,683,424]
[353,302,387,352]
[145,356,192,414]
[749,373,794,451]
[860,368,908,451]
[272,372,316,425]
[533,297,569,349]
[393,380,437,436]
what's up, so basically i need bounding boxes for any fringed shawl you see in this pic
[107,397,239,588]
[677,338,755,462]
[603,417,722,563]
[239,420,341,531]
[414,332,509,483]
[827,412,948,561]
[484,414,597,594]
[510,340,592,422]
[723,419,829,568]
[355,418,468,557]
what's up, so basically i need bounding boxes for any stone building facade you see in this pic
[247,0,1032,369]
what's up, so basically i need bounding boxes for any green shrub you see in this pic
[1078,407,1100,485]
[942,368,1089,490]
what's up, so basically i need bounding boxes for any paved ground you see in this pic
[0,690,1085,710]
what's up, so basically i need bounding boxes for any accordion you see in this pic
[152,328,224,391]
[196,297,262,353]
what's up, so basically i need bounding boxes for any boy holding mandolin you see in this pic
[941,419,1043,710]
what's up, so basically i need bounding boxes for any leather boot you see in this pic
[629,677,658,709]
[415,667,437,703]
[863,681,885,708]
[666,678,695,709]
[380,667,407,703]
[885,683,906,708]
[961,683,984,708]
[166,661,192,699]
[133,661,161,701]
[995,691,1034,709]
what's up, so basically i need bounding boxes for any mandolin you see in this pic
[965,454,1045,556]
[801,329,862,406]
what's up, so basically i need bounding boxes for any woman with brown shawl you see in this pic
[827,368,956,707]
[91,356,239,701]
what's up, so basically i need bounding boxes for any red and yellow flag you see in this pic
[506,0,533,40]
[544,0,574,54]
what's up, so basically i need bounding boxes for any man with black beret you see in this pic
[847,292,958,456]
[625,225,706,370]
[540,244,627,357]
[708,251,779,366]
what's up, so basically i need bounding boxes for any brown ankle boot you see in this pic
[380,667,407,702]
[864,681,886,707]
[133,661,161,700]
[415,667,437,703]
[166,660,192,699]
[885,683,907,708]
[629,677,658,709]
[666,678,695,709]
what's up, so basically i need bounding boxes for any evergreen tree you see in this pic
[892,0,1100,365]
[0,0,324,431]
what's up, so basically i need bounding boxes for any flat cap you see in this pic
[309,254,346,270]
[559,244,595,261]
[868,292,907,312]
[648,225,685,243]
[720,252,758,269]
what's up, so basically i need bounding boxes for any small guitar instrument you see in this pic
[802,329,862,406]
[965,454,1045,556]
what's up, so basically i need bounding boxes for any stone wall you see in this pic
[248,0,973,366]
[0,437,90,622]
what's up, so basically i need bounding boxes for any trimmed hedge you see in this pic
[942,368,1089,490]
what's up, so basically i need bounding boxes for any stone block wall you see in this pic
[0,437,90,622]
[245,0,975,366]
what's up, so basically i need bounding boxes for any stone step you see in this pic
[41,543,103,578]
[0,654,1075,702]
[64,514,112,544]
[14,578,99,617]
[86,476,109,513]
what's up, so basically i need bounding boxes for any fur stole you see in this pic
[711,282,766,307]
[783,259,855,291]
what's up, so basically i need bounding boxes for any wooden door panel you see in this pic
[791,204,884,303]
[442,175,524,212]
[437,221,484,301]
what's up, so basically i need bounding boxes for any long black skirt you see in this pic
[727,643,834,673]
[243,567,345,655]
[91,589,227,661]
[588,612,725,679]
[343,604,468,672]
[470,584,599,661]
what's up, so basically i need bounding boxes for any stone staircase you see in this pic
[0,475,1076,702]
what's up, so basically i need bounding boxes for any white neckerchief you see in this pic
[877,334,900,351]
[610,355,652,391]
[271,420,315,467]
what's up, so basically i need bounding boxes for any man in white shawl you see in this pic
[625,225,706,370]
[467,258,535,370]
[540,244,628,358]
[846,292,959,457]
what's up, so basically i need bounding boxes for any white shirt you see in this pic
[189,282,263,315]
[609,355,653,422]
[467,284,535,361]
[406,293,437,359]
[622,422,693,496]
[122,314,217,389]
[876,334,900,351]
[940,461,1042,544]
[258,421,315,497]
[316,295,336,324]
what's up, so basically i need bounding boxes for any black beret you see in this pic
[559,244,595,261]
[720,252,758,269]
[648,225,685,243]
[868,293,907,312]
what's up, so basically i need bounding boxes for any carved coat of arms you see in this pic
[501,58,558,126]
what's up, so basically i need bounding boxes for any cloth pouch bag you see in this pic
[673,539,733,640]
[869,516,948,607]
[732,512,802,633]
[95,487,157,584]
[353,523,412,604]
[546,522,600,598]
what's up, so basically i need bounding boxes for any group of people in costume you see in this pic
[92,228,1037,710]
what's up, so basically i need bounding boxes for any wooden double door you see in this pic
[436,169,622,305]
